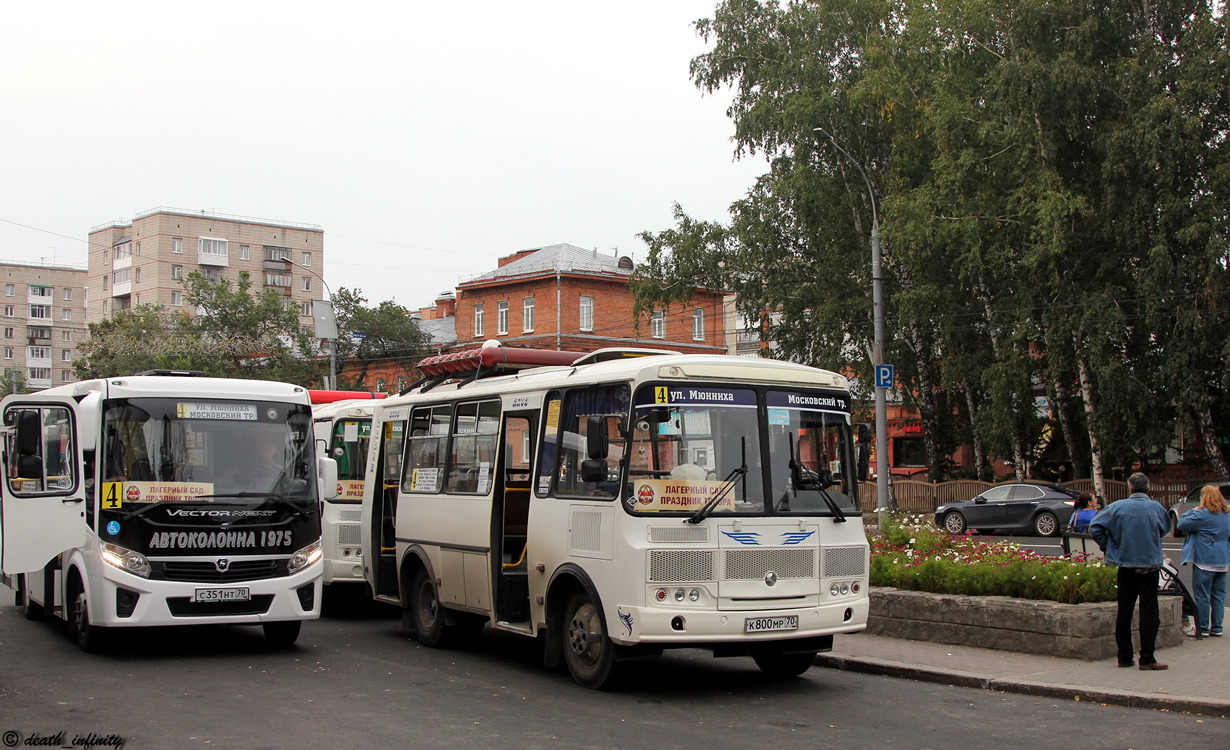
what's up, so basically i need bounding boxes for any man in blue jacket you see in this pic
[1090,472,1172,670]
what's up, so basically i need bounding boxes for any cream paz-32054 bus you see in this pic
[0,371,338,651]
[361,344,870,688]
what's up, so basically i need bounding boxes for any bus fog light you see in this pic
[689,589,700,602]
[851,581,861,594]
[830,583,840,596]
[101,542,151,578]
[289,540,323,574]
[674,589,685,602]
[342,548,351,557]
[840,583,849,595]
[655,588,668,602]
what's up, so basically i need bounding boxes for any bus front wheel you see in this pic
[562,592,617,689]
[410,568,453,648]
[69,585,108,653]
[262,621,301,648]
[752,648,816,678]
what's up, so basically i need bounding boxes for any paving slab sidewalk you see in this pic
[815,631,1230,717]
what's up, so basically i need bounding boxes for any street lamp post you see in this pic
[280,258,337,390]
[813,127,892,527]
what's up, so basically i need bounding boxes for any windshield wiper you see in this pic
[687,438,747,525]
[786,432,846,523]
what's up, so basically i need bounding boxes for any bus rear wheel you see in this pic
[562,592,617,689]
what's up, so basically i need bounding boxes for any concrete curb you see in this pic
[814,654,1230,719]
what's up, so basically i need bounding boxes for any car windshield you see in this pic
[98,397,315,514]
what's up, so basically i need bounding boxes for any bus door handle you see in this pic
[61,496,84,504]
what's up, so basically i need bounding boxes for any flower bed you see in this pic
[866,516,1183,659]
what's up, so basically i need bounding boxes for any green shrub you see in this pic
[870,514,1117,603]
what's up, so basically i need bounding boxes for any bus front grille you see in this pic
[724,548,816,580]
[153,559,286,583]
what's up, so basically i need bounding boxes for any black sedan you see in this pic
[934,482,1079,537]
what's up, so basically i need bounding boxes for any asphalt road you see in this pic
[1,585,1227,749]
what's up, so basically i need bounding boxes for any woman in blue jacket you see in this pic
[1177,485,1230,638]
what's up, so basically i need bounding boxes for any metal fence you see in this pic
[857,478,1195,514]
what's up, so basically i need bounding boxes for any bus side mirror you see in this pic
[586,415,608,460]
[318,456,338,500]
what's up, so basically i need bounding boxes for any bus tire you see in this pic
[409,568,453,648]
[69,584,108,653]
[19,574,44,621]
[752,648,815,678]
[562,591,617,689]
[262,621,302,648]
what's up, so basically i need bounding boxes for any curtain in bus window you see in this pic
[555,385,629,499]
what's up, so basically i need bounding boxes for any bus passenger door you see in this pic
[368,416,405,602]
[0,399,88,575]
[494,413,534,627]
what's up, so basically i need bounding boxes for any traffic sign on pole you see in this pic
[874,364,894,389]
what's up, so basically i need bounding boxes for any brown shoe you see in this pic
[1139,662,1169,671]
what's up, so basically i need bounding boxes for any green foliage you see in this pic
[330,287,429,389]
[633,0,1230,482]
[76,272,324,383]
[871,515,1118,603]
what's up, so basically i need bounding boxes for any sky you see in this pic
[0,1,767,309]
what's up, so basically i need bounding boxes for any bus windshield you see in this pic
[765,390,859,514]
[626,386,765,515]
[98,397,316,512]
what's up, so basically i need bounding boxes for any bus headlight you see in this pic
[288,540,323,574]
[101,542,151,578]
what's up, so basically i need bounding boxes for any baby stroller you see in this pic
[1158,555,1197,634]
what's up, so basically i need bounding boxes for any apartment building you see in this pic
[87,207,326,328]
[456,243,727,354]
[0,262,89,391]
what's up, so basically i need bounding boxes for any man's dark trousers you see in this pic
[1116,566,1160,665]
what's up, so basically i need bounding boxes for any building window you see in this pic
[579,296,594,332]
[29,286,52,297]
[102,300,108,314]
[397,375,407,391]
[134,242,141,256]
[102,276,109,290]
[3,347,11,359]
[171,265,182,280]
[203,268,222,281]
[27,346,50,359]
[523,297,535,332]
[2,327,11,338]
[199,237,228,257]
[265,272,292,287]
[134,267,141,284]
[302,252,312,266]
[27,367,51,381]
[115,244,131,260]
[473,304,485,337]
[301,301,312,316]
[376,378,387,393]
[62,371,72,382]
[651,310,665,339]
[4,284,13,296]
[29,305,51,319]
[239,245,250,260]
[302,277,311,292]
[61,350,72,362]
[692,308,705,340]
[497,300,509,335]
[264,246,290,261]
[61,309,71,321]
[2,306,12,317]
[171,291,183,307]
[63,288,72,300]
[28,327,49,341]
[113,268,130,284]
[172,238,183,254]
[103,250,109,264]
[61,330,71,342]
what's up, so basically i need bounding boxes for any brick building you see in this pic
[455,243,726,355]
